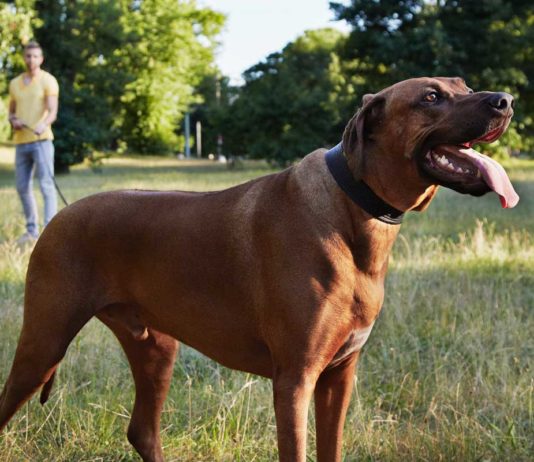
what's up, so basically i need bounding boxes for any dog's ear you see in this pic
[362,93,375,105]
[342,95,385,179]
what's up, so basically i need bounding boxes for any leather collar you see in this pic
[325,143,404,225]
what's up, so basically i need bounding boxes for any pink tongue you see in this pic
[435,145,520,208]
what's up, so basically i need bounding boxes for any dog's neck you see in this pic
[325,144,405,224]
[294,150,401,281]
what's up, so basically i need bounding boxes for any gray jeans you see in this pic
[15,140,57,236]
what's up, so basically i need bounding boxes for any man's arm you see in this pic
[34,94,58,135]
[8,99,24,130]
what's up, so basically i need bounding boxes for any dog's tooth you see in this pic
[476,170,482,178]
[455,166,463,173]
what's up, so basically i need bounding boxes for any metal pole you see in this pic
[196,121,202,158]
[217,134,223,158]
[216,78,223,159]
[184,112,191,158]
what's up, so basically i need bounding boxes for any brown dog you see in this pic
[0,77,519,461]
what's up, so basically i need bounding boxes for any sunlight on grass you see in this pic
[0,148,532,461]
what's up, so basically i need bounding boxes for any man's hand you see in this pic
[10,117,24,131]
[8,99,23,130]
[33,122,48,135]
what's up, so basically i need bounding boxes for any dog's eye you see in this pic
[423,91,440,103]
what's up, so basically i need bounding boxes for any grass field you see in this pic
[0,147,532,461]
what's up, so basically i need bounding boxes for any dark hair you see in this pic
[24,41,42,52]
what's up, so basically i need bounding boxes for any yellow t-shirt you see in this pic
[9,70,59,145]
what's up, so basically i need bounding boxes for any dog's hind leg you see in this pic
[97,312,179,462]
[0,296,92,432]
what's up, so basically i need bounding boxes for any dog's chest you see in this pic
[329,322,375,368]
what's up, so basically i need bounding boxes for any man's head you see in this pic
[23,41,44,73]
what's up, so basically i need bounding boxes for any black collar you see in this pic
[325,143,404,225]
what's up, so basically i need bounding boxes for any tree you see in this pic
[34,0,127,170]
[2,0,224,170]
[225,28,348,165]
[0,0,35,140]
[330,0,426,90]
[330,0,534,155]
[115,0,225,154]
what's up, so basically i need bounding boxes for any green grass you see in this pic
[0,148,532,461]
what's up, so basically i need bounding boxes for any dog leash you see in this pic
[325,143,404,225]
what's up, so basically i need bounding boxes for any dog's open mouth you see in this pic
[423,123,519,208]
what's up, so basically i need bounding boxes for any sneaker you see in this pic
[16,232,38,246]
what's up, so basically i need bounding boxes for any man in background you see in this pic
[8,41,59,244]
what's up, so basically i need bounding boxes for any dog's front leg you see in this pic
[273,370,317,462]
[314,353,359,462]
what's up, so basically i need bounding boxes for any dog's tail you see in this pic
[40,370,57,405]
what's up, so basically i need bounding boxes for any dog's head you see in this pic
[342,77,519,211]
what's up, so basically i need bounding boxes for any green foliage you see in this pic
[223,28,348,165]
[190,1,534,165]
[0,1,35,140]
[2,0,534,167]
[34,0,127,171]
[0,1,35,83]
[115,0,225,154]
[1,0,224,170]
[331,0,534,157]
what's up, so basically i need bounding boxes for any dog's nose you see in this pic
[488,92,514,112]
